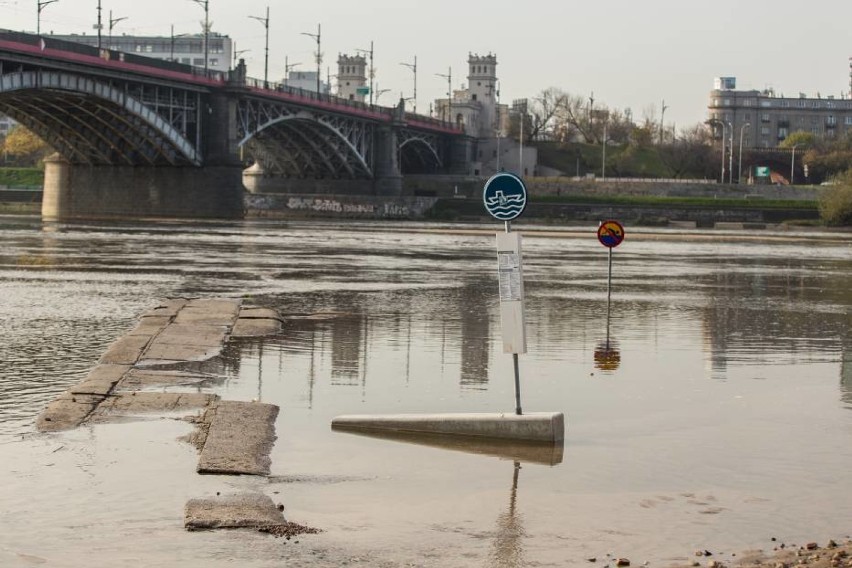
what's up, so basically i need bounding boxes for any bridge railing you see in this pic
[242,73,462,132]
[0,29,227,83]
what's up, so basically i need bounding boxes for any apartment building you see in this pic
[53,32,232,73]
[708,76,852,148]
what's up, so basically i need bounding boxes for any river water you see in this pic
[0,215,850,567]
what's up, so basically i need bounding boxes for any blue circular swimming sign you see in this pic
[483,172,528,221]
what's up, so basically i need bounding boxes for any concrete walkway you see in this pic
[36,298,284,479]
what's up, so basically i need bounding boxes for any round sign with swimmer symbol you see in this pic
[597,220,625,248]
[483,172,528,222]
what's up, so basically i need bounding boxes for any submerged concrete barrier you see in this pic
[331,412,565,444]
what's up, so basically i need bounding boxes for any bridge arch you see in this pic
[239,113,372,179]
[398,135,443,174]
[0,71,199,166]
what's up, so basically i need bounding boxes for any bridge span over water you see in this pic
[0,30,474,218]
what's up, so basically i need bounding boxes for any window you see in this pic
[760,126,769,135]
[778,127,788,139]
[472,94,477,101]
[723,99,731,106]
[761,113,770,122]
[193,58,204,65]
[781,100,790,107]
[797,100,806,108]
[760,100,772,107]
[845,116,852,125]
[826,115,836,126]
[209,58,218,66]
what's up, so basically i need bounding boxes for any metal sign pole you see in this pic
[505,219,521,415]
[484,172,528,418]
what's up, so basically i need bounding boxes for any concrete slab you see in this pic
[69,364,131,396]
[126,316,173,337]
[36,393,104,432]
[184,493,285,530]
[139,342,224,364]
[197,401,279,476]
[99,335,153,365]
[153,324,228,347]
[144,299,189,318]
[118,369,218,390]
[331,412,565,443]
[186,298,241,315]
[95,392,217,415]
[239,307,283,321]
[231,318,281,338]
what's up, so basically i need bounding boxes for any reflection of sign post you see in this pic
[484,172,528,415]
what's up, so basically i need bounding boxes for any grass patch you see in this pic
[530,194,818,210]
[0,167,44,188]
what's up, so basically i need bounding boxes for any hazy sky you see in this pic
[2,0,850,129]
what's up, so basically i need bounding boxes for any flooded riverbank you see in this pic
[0,215,849,567]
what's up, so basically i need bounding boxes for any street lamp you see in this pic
[189,0,209,74]
[374,85,391,104]
[95,0,102,48]
[108,10,127,47]
[37,0,58,36]
[706,118,728,183]
[355,41,374,107]
[435,67,452,123]
[248,6,270,87]
[232,44,249,68]
[737,122,750,184]
[301,24,321,94]
[399,56,417,114]
[790,144,799,186]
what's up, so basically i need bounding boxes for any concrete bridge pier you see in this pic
[42,155,245,220]
[373,125,403,196]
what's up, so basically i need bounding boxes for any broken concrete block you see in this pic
[184,493,284,530]
[198,401,279,476]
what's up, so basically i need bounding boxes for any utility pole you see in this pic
[108,10,127,46]
[301,24,321,94]
[189,0,209,74]
[37,0,59,36]
[356,41,374,106]
[399,55,417,113]
[660,99,668,144]
[435,67,452,123]
[249,6,270,87]
[96,0,102,49]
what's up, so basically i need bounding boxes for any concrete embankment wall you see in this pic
[245,193,439,220]
[430,198,819,225]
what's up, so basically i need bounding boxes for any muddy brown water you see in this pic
[0,216,850,567]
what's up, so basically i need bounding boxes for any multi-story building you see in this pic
[434,53,505,139]
[708,75,852,148]
[282,70,330,94]
[337,54,367,102]
[52,32,232,73]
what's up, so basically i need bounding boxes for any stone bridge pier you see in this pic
[41,92,245,220]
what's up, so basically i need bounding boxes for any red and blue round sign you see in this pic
[597,220,625,248]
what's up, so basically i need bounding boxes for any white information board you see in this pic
[496,232,527,354]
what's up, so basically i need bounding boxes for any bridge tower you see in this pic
[467,53,498,138]
[338,54,368,102]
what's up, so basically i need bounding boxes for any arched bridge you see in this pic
[0,30,473,218]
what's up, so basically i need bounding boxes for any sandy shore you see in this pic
[662,538,852,568]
